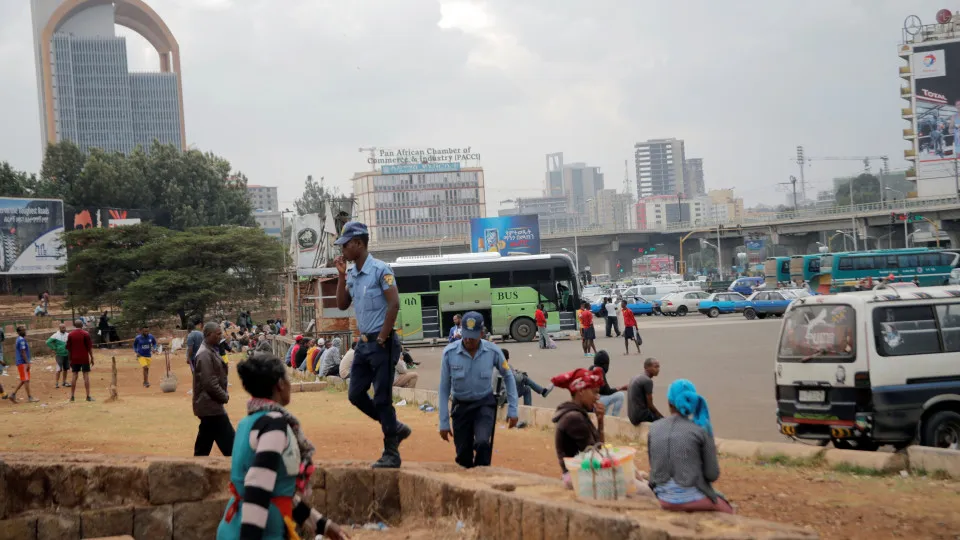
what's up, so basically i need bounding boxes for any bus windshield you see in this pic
[778,304,856,363]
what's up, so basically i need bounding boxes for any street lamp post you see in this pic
[835,230,856,252]
[561,247,579,274]
[886,188,908,248]
[572,198,594,272]
[439,235,449,256]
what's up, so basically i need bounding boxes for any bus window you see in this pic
[838,257,853,271]
[872,256,888,270]
[780,260,790,275]
[919,253,940,267]
[513,269,551,289]
[854,257,874,271]
[885,255,899,268]
[941,252,958,266]
[473,271,511,287]
[807,258,820,273]
[899,254,919,268]
[398,275,430,293]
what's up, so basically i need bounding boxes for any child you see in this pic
[10,326,38,403]
[578,302,597,357]
[621,299,642,355]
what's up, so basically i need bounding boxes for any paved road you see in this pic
[405,314,786,443]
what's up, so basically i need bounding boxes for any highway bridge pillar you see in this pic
[940,221,960,250]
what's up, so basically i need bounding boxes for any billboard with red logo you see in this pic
[65,207,148,231]
[913,39,960,195]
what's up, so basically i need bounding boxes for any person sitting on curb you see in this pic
[590,351,628,417]
[628,358,663,425]
[551,367,606,488]
[648,379,734,514]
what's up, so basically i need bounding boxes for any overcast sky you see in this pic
[0,1,944,211]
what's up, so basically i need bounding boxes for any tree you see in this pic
[835,173,881,207]
[294,175,340,216]
[0,162,37,197]
[63,224,283,328]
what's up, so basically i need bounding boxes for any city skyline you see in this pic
[0,1,946,213]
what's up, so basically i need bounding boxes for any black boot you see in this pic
[372,436,401,469]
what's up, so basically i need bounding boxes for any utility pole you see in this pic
[796,145,806,205]
[778,176,799,211]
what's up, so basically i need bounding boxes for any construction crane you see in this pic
[794,146,890,203]
[358,147,377,171]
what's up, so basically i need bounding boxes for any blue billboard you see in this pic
[381,163,461,174]
[470,215,540,256]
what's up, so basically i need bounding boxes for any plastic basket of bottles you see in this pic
[563,444,636,500]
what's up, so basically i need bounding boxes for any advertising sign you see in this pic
[66,207,148,231]
[290,212,339,276]
[745,239,765,251]
[0,198,65,274]
[381,163,461,174]
[470,215,540,256]
[367,147,481,169]
[913,40,960,196]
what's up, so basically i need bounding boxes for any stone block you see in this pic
[299,381,328,393]
[0,459,7,519]
[325,468,376,522]
[444,483,476,521]
[5,462,51,515]
[715,439,760,459]
[0,515,37,540]
[475,489,500,540]
[307,489,327,514]
[81,506,134,539]
[413,389,439,405]
[396,387,416,402]
[38,509,80,540]
[398,471,449,519]
[908,446,960,478]
[86,537,135,540]
[568,508,637,540]
[133,505,173,540]
[48,464,88,508]
[172,498,228,540]
[533,407,555,429]
[87,465,150,508]
[757,442,825,461]
[825,448,905,472]
[540,501,571,540]
[517,405,534,424]
[147,461,210,505]
[519,498,544,540]
[373,469,401,522]
[311,467,326,490]
[498,494,522,540]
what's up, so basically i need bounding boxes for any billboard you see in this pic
[66,207,148,231]
[913,40,960,196]
[290,212,338,276]
[470,215,540,256]
[0,198,65,274]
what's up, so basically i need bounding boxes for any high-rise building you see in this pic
[247,185,279,212]
[590,189,636,231]
[352,167,486,243]
[682,158,705,196]
[254,211,283,238]
[634,138,685,198]
[30,0,185,154]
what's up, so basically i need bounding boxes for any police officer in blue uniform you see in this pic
[438,312,519,468]
[335,221,411,468]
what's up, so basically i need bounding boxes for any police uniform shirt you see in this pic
[346,255,396,335]
[438,339,518,431]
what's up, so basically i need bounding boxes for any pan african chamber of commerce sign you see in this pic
[366,147,481,169]
[0,197,65,275]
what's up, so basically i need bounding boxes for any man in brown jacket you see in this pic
[193,322,234,456]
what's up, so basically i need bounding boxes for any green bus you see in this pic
[388,253,581,343]
[789,254,822,285]
[763,257,791,288]
[810,248,959,294]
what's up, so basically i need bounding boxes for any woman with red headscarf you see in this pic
[551,367,607,486]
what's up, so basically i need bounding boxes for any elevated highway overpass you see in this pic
[369,195,960,276]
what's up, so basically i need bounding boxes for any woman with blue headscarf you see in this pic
[647,379,733,514]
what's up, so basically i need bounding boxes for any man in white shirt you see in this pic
[604,297,621,338]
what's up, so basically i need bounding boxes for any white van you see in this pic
[775,286,960,450]
[632,284,683,303]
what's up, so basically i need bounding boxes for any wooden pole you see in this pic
[106,356,119,402]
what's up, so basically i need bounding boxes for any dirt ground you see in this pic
[1,351,959,540]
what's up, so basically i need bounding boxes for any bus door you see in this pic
[397,293,424,341]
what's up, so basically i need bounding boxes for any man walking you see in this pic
[621,299,642,355]
[627,357,663,425]
[579,301,597,357]
[335,221,411,468]
[604,297,621,338]
[438,312,518,468]
[193,322,234,456]
[133,326,158,388]
[535,304,548,349]
[9,326,38,403]
[46,323,71,389]
[65,319,95,402]
[184,318,204,373]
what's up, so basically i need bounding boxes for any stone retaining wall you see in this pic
[0,453,815,539]
[393,388,960,478]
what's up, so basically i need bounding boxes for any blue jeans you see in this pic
[516,375,547,406]
[598,391,625,417]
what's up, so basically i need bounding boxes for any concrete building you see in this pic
[634,138,686,198]
[706,189,744,223]
[254,210,283,238]
[247,185,279,212]
[499,196,578,233]
[30,0,185,154]
[352,167,486,243]
[590,189,636,231]
[682,158,706,196]
[635,195,708,230]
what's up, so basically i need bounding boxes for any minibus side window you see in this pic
[873,305,941,357]
[936,304,960,352]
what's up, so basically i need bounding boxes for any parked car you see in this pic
[590,296,656,316]
[698,292,750,318]
[743,290,794,320]
[661,291,712,316]
[950,268,960,286]
[728,276,765,296]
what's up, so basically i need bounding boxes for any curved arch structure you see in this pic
[33,0,185,151]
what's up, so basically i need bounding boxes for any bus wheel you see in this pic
[744,308,757,320]
[921,410,960,449]
[510,318,537,342]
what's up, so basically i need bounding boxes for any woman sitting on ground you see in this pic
[647,379,733,514]
[318,337,342,377]
[550,367,606,488]
[216,353,349,539]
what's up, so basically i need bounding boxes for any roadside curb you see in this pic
[390,396,960,478]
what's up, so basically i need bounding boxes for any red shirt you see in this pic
[579,310,593,328]
[622,309,637,328]
[535,309,546,327]
[65,329,93,365]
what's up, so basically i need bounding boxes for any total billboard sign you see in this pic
[913,49,946,79]
[470,215,540,256]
